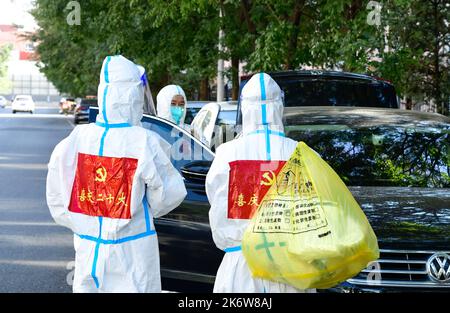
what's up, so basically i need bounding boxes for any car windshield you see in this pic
[217,110,237,126]
[285,122,450,188]
[185,107,202,124]
[279,79,398,108]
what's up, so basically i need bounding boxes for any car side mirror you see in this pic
[180,161,212,182]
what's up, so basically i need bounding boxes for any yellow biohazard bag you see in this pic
[242,141,379,289]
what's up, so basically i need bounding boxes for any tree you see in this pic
[30,0,449,114]
[0,44,12,94]
[378,0,450,116]
[31,0,219,99]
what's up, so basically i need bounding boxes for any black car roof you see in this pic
[283,106,450,127]
[242,70,391,84]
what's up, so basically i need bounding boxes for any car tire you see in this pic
[12,110,16,114]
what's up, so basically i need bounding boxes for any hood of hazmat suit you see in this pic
[205,73,315,293]
[156,84,187,125]
[46,55,187,293]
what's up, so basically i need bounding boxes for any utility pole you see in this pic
[217,4,224,102]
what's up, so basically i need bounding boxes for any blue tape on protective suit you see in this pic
[248,129,285,137]
[98,85,109,157]
[96,122,131,128]
[224,246,242,253]
[91,216,103,289]
[259,73,271,160]
[98,57,112,157]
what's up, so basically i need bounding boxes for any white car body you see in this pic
[0,96,7,108]
[12,95,35,113]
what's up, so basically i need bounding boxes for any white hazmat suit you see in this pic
[206,73,316,293]
[156,84,187,126]
[46,55,187,292]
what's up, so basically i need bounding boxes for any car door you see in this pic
[141,115,223,287]
[190,102,220,148]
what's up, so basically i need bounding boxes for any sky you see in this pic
[0,0,37,31]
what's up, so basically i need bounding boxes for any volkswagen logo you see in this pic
[426,253,450,283]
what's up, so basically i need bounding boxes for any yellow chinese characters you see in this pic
[78,188,117,205]
[235,193,259,207]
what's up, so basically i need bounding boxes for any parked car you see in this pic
[74,98,97,124]
[0,95,7,108]
[237,71,400,125]
[11,95,35,114]
[89,106,450,293]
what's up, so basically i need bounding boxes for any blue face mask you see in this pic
[171,106,184,125]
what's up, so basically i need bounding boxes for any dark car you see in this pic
[75,98,98,124]
[89,107,450,293]
[236,71,400,126]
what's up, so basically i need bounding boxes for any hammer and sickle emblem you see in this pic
[260,171,276,186]
[95,166,107,182]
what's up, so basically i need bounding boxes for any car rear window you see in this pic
[279,78,398,108]
[80,99,98,107]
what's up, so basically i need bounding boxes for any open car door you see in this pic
[190,102,220,148]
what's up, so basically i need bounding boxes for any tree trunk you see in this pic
[241,0,256,34]
[284,0,305,70]
[199,79,209,100]
[231,56,240,100]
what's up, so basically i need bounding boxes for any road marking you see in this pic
[0,113,72,119]
[0,260,70,268]
[0,163,48,170]
[0,221,60,227]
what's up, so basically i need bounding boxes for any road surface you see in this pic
[0,106,75,292]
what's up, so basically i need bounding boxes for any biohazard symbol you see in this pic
[260,171,276,186]
[95,166,107,182]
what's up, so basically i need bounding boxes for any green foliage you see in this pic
[0,44,12,94]
[0,44,12,78]
[31,0,449,112]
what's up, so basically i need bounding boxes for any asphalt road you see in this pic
[0,105,75,292]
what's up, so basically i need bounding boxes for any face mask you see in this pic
[171,106,184,125]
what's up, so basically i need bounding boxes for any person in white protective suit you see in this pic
[156,84,187,127]
[46,55,187,293]
[206,72,316,293]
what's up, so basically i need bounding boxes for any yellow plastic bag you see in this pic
[242,141,379,289]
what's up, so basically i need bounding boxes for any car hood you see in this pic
[348,186,450,249]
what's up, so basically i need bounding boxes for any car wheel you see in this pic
[12,110,16,114]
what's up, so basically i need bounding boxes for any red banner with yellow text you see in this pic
[69,153,138,219]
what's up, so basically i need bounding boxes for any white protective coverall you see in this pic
[46,55,187,293]
[206,73,316,293]
[156,84,187,126]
